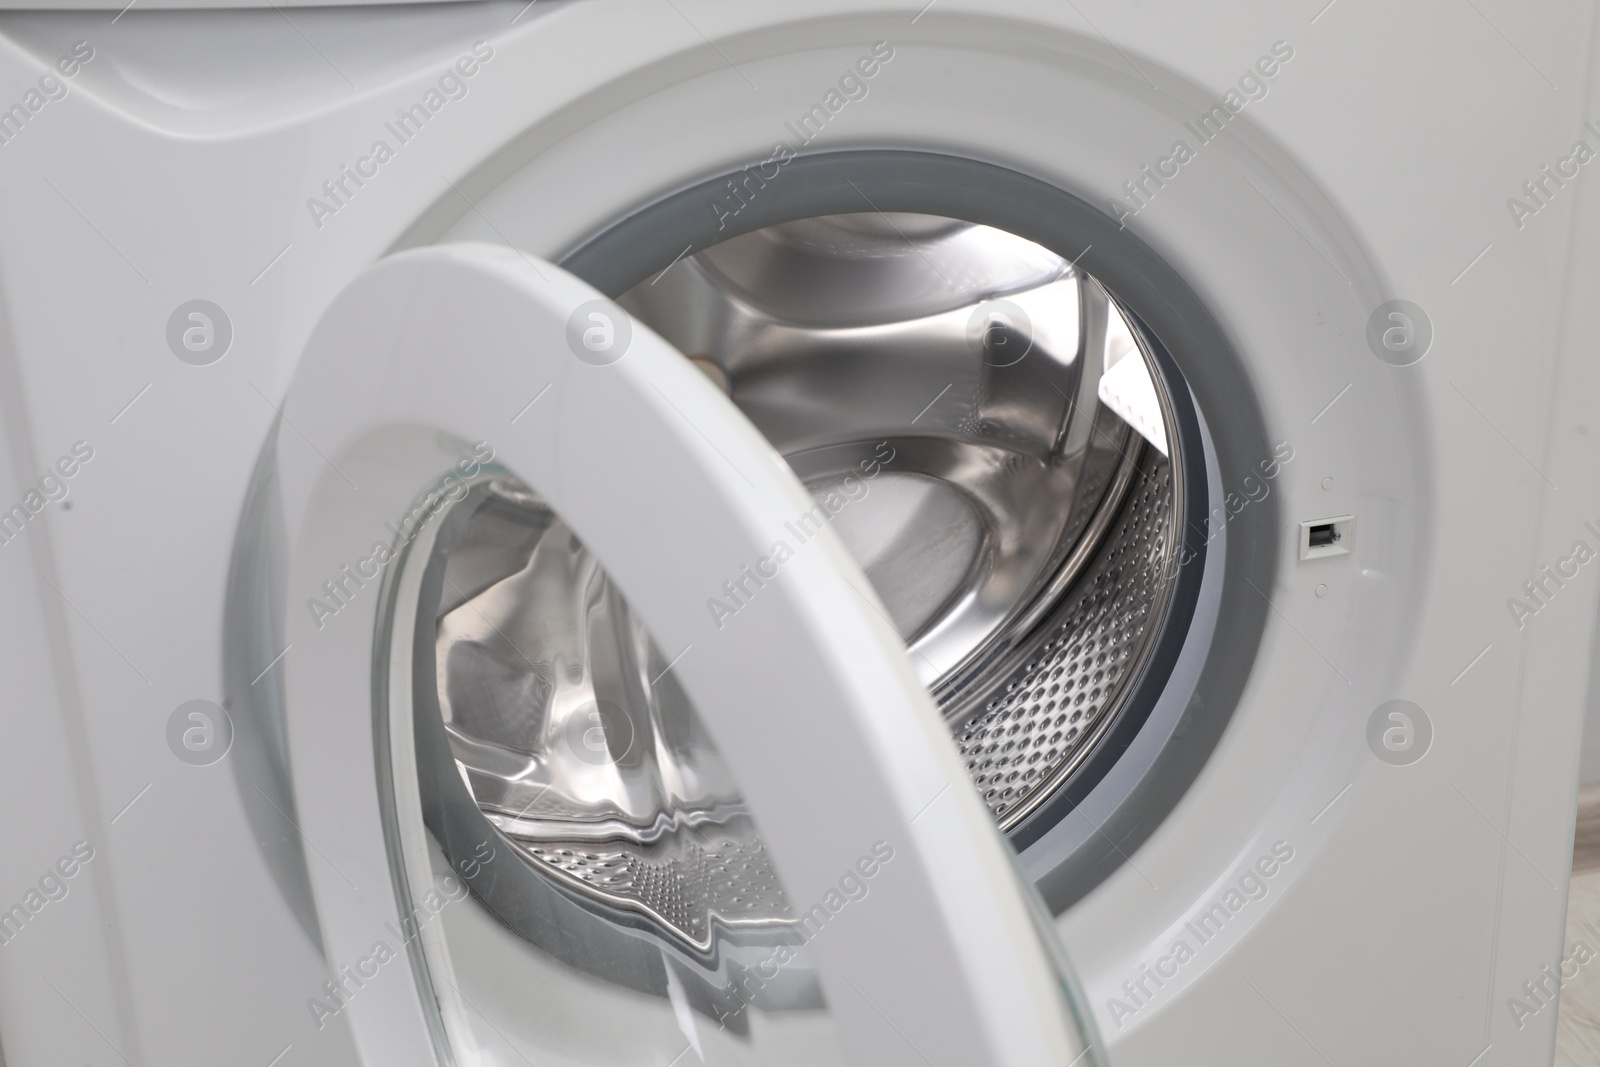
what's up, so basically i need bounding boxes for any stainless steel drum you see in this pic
[403,212,1186,963]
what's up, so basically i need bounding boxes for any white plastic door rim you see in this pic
[272,243,1095,1066]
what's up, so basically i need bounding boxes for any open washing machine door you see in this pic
[1,6,1594,1065]
[268,241,1096,1067]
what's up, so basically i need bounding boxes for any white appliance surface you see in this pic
[0,3,1594,1066]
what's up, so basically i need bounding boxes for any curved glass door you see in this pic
[272,242,1102,1067]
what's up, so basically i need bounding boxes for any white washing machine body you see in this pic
[0,2,1595,1066]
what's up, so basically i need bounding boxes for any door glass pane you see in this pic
[385,473,847,1066]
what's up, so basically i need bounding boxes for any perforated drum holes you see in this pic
[957,457,1173,827]
[523,829,792,950]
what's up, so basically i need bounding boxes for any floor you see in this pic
[1556,784,1600,1065]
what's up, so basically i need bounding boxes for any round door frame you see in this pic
[560,149,1271,912]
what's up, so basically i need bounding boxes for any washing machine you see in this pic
[0,2,1596,1065]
